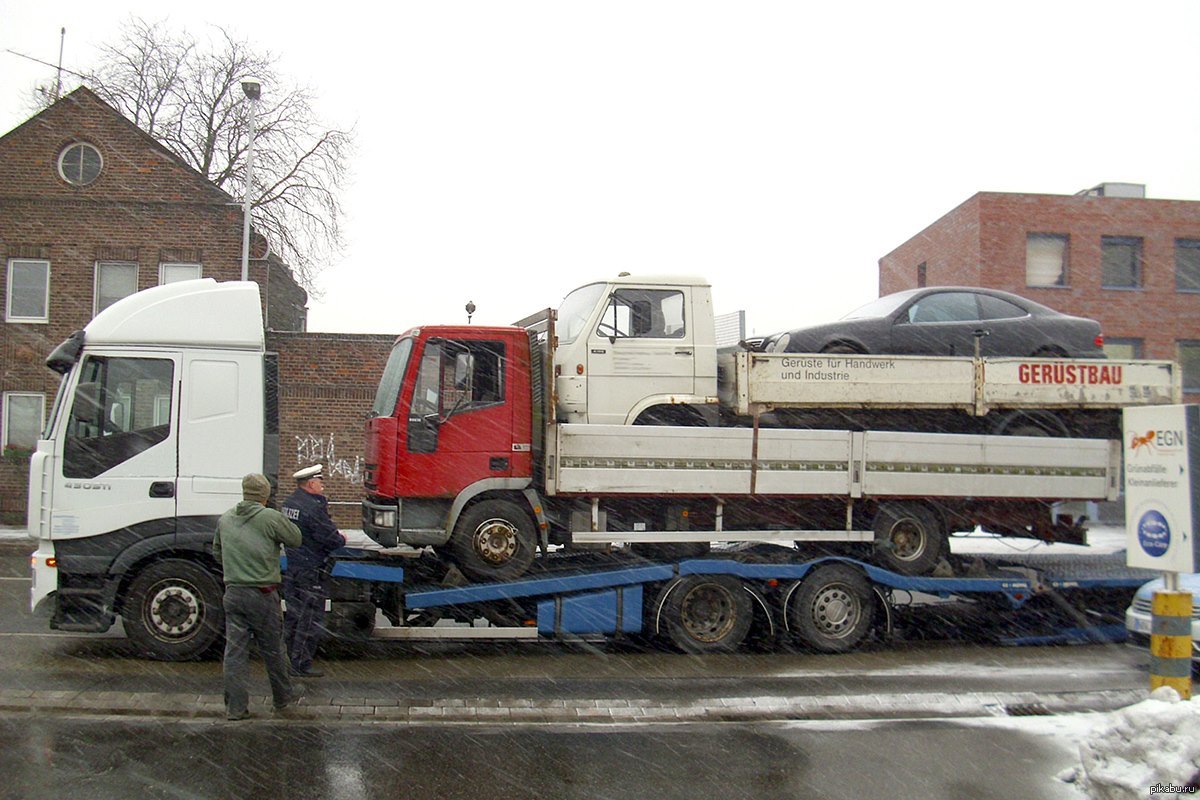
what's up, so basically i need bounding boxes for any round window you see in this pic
[58,142,103,186]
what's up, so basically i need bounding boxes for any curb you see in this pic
[0,688,1148,725]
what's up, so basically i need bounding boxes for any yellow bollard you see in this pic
[1150,590,1194,699]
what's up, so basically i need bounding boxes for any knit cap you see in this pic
[242,473,271,503]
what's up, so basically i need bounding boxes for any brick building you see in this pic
[0,87,392,527]
[269,331,395,527]
[879,183,1200,401]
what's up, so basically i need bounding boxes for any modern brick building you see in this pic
[0,87,393,527]
[879,183,1200,402]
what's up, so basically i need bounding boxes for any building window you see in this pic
[1179,342,1200,394]
[95,262,139,315]
[57,142,103,186]
[159,263,202,284]
[3,392,45,453]
[916,262,927,288]
[1103,338,1143,360]
[6,259,49,322]
[1101,236,1143,289]
[1026,233,1068,287]
[1176,239,1200,293]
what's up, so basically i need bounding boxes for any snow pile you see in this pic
[1067,687,1200,799]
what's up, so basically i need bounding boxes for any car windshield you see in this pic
[840,292,914,320]
[557,282,607,344]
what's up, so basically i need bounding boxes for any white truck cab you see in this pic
[553,274,719,426]
[29,279,267,658]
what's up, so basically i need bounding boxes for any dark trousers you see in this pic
[222,585,294,714]
[283,568,327,671]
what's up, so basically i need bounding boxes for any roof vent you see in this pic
[1076,182,1146,198]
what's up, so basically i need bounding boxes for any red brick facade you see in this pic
[879,189,1200,401]
[269,332,397,528]
[0,87,320,523]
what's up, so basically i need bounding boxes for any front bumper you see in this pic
[361,498,451,549]
[1125,606,1200,662]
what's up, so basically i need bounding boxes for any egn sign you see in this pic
[1123,405,1199,573]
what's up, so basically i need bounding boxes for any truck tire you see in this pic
[787,564,875,653]
[451,498,537,582]
[872,502,946,576]
[121,560,224,661]
[657,575,752,654]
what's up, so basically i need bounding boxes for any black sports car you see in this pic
[759,287,1105,358]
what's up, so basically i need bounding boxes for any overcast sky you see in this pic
[3,1,1199,337]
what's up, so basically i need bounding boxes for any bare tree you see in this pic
[82,18,353,292]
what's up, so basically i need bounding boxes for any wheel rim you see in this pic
[885,517,927,562]
[472,517,520,565]
[808,583,862,639]
[679,583,737,643]
[144,579,203,642]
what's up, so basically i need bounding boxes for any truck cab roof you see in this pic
[83,279,264,350]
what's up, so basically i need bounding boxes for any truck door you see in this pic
[586,287,694,425]
[398,337,516,500]
[50,353,179,541]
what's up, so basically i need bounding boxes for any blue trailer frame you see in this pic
[325,547,1157,654]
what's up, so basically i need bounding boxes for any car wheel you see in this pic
[821,343,862,354]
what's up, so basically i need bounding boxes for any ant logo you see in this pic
[1129,430,1156,455]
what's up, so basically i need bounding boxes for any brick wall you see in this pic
[0,87,309,523]
[879,190,1200,401]
[268,332,397,528]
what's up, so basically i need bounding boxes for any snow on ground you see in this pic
[1065,688,1200,799]
[950,524,1129,558]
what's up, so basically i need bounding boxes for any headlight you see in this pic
[373,509,397,529]
[771,333,791,353]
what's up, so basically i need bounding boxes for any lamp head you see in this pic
[241,80,261,101]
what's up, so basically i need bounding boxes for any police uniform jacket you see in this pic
[281,488,345,573]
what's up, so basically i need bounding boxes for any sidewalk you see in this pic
[0,685,1147,724]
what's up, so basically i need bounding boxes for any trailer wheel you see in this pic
[658,575,752,654]
[121,560,224,661]
[787,564,875,653]
[872,502,946,576]
[451,499,537,582]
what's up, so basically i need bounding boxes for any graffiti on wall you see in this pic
[295,433,365,485]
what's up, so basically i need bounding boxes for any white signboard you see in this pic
[1123,405,1199,573]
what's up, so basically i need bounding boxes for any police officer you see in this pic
[281,464,346,677]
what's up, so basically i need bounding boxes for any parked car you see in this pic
[1125,572,1200,664]
[759,287,1106,358]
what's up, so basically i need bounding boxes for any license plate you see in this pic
[1129,615,1152,635]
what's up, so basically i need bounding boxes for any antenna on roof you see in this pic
[54,28,65,101]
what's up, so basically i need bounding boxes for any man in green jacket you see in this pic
[212,473,304,720]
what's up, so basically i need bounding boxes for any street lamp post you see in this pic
[240,80,261,282]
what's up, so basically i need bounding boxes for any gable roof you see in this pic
[0,85,236,205]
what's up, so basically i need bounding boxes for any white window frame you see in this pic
[159,262,202,285]
[94,261,139,316]
[6,259,50,323]
[57,142,103,186]
[2,392,45,452]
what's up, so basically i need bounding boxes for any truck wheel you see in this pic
[658,575,752,654]
[451,499,537,582]
[872,502,946,576]
[121,560,224,661]
[787,564,875,653]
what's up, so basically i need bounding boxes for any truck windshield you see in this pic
[371,337,414,418]
[556,282,606,345]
